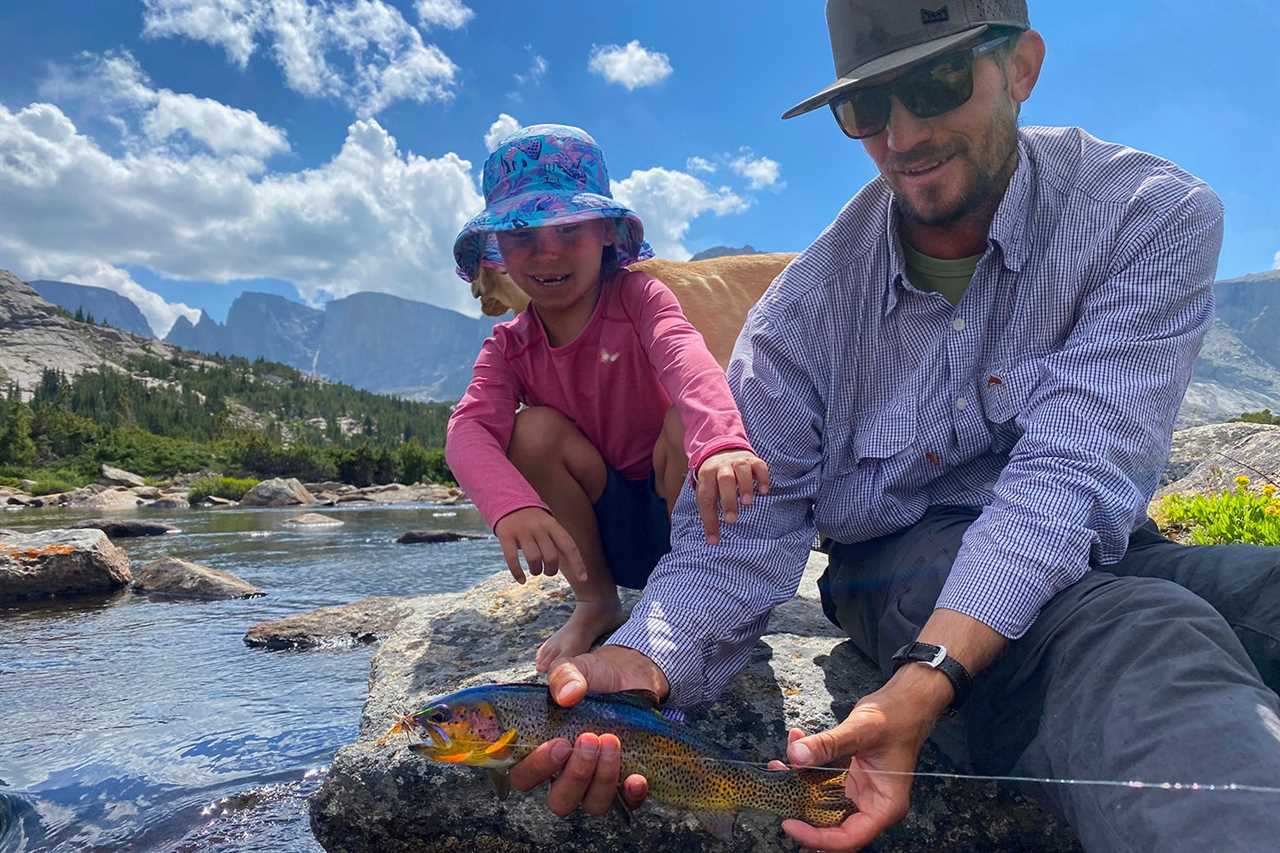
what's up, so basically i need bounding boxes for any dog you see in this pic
[470,252,798,367]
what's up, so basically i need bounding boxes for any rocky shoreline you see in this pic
[1,466,465,511]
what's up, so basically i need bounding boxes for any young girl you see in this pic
[446,124,769,673]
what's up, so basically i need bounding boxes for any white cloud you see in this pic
[685,156,716,175]
[141,0,459,117]
[43,51,290,165]
[141,0,262,66]
[587,41,672,91]
[514,54,548,87]
[0,99,487,327]
[484,114,522,153]
[415,0,473,29]
[1274,250,1279,270]
[728,149,782,190]
[611,168,748,260]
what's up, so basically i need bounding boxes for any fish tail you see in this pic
[796,768,855,827]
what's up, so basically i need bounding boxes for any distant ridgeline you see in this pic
[0,353,455,492]
[30,279,155,338]
[165,290,498,402]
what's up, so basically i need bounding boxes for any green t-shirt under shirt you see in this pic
[902,242,982,306]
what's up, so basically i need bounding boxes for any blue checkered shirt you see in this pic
[608,126,1225,710]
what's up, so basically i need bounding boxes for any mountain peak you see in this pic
[28,279,155,337]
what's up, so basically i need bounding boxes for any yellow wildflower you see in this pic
[1265,484,1277,497]
[1236,475,1251,488]
[1266,504,1280,517]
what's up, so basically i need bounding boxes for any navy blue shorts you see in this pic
[593,467,671,590]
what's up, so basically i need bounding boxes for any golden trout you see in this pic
[379,682,854,834]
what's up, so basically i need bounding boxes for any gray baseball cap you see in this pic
[783,0,1030,119]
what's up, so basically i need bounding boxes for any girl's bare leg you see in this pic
[651,407,688,517]
[508,406,624,672]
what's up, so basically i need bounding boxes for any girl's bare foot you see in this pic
[536,600,626,673]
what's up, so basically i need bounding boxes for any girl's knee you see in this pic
[509,407,574,466]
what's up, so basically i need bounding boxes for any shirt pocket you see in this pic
[979,360,1041,453]
[826,400,916,477]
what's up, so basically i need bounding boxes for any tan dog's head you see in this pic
[471,266,532,316]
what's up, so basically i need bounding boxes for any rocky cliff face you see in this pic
[165,289,492,400]
[1181,271,1280,426]
[0,271,185,395]
[315,292,492,400]
[29,280,154,337]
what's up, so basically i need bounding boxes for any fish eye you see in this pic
[421,704,448,724]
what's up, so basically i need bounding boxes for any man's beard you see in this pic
[891,109,1019,228]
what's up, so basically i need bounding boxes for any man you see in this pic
[507,2,1280,850]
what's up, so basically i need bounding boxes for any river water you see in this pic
[0,503,504,852]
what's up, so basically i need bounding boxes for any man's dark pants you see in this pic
[818,505,1280,852]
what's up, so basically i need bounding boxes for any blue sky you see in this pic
[0,0,1276,334]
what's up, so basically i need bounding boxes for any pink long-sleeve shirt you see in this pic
[446,270,754,529]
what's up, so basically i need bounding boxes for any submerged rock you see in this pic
[245,596,415,650]
[395,530,485,544]
[308,554,1076,853]
[132,556,264,600]
[69,519,178,538]
[239,477,314,507]
[0,529,132,603]
[283,512,344,527]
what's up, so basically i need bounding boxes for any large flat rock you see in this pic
[132,556,264,600]
[309,554,1076,852]
[0,529,132,603]
[245,596,418,650]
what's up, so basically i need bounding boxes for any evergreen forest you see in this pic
[0,352,456,495]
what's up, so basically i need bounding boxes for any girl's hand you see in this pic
[494,507,586,584]
[695,450,770,544]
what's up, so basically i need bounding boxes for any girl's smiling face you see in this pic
[495,219,615,339]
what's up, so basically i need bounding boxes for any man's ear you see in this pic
[1008,29,1046,105]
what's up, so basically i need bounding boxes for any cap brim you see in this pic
[781,26,990,120]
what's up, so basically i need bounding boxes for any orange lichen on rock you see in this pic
[0,544,79,561]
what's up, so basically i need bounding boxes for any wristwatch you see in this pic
[890,641,972,712]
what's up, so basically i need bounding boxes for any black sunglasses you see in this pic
[829,35,1010,139]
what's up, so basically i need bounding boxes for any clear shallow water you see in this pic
[0,503,504,852]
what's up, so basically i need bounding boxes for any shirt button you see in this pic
[952,317,966,331]
[956,398,968,411]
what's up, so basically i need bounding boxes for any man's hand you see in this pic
[695,449,770,544]
[780,667,952,852]
[494,507,586,584]
[507,646,670,817]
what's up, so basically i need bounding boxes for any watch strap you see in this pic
[890,641,972,711]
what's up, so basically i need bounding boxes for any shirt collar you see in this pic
[881,133,1033,315]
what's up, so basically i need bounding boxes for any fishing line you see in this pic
[395,736,1280,796]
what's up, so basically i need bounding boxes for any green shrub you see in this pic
[1157,475,1280,545]
[189,475,259,504]
[1234,409,1280,426]
[30,477,78,496]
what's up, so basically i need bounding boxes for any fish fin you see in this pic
[798,768,857,825]
[611,788,632,826]
[487,769,511,801]
[614,689,664,711]
[482,727,518,759]
[691,810,735,842]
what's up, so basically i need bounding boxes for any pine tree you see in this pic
[0,403,38,466]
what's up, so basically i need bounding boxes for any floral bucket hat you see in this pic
[452,123,653,282]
